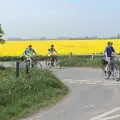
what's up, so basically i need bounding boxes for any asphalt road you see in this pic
[1,62,120,120]
[19,67,120,120]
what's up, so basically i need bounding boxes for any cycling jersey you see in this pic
[104,46,112,57]
[48,48,57,56]
[104,46,115,62]
[23,48,36,57]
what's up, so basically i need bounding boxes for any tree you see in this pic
[0,24,5,44]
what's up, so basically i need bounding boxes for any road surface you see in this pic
[20,67,120,120]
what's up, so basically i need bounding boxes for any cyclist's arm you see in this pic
[54,49,57,53]
[32,49,37,55]
[104,48,111,62]
[111,47,115,53]
[112,47,117,56]
[23,50,27,56]
[23,49,31,57]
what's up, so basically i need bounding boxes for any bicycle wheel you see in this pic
[32,61,42,69]
[54,59,60,69]
[37,62,42,69]
[112,64,120,80]
[103,64,112,80]
[104,70,111,80]
[45,58,51,69]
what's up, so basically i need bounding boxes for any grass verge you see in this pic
[59,55,103,67]
[0,68,68,120]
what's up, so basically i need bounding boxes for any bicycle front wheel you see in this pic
[112,64,120,80]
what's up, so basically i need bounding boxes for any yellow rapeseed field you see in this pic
[0,39,120,56]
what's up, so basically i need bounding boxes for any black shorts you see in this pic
[101,58,108,66]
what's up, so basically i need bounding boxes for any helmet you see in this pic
[110,41,113,45]
[51,44,54,47]
[28,45,32,47]
[107,41,111,46]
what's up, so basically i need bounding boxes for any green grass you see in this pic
[0,56,50,61]
[59,55,103,67]
[0,68,68,120]
[0,55,104,67]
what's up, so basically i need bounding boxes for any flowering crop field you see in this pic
[0,40,120,56]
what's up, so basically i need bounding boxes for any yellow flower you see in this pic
[0,39,119,56]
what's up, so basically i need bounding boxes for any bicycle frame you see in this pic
[103,55,120,80]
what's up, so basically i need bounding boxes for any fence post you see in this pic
[91,54,94,60]
[25,62,29,74]
[70,52,72,58]
[16,61,20,78]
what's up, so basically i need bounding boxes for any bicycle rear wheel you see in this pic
[45,58,52,69]
[103,63,112,80]
[32,61,42,69]
[37,62,42,69]
[104,70,111,80]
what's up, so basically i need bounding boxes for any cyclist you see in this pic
[48,44,57,55]
[23,45,37,57]
[103,41,115,73]
[22,45,37,67]
[48,44,58,66]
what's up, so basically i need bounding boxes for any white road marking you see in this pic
[64,79,120,86]
[100,114,120,120]
[82,104,95,109]
[90,107,120,120]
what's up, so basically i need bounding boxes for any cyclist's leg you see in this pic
[111,58,114,71]
[49,55,55,66]
[104,58,112,79]
[54,55,59,66]
[24,56,30,69]
[55,55,58,62]
[51,56,54,66]
[103,60,109,79]
[26,56,32,68]
[48,56,52,65]
[102,58,107,72]
[105,62,109,72]
[105,57,111,71]
[53,55,57,65]
[46,55,52,67]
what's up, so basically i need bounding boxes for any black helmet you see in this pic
[51,44,54,47]
[28,44,32,47]
[107,41,111,46]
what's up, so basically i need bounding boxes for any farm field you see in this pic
[0,39,120,56]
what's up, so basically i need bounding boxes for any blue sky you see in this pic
[0,0,120,38]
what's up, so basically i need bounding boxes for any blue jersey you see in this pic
[24,48,30,55]
[23,48,36,56]
[104,46,112,58]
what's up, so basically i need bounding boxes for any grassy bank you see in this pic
[59,55,103,67]
[0,68,68,120]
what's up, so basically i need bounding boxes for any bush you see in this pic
[0,68,68,120]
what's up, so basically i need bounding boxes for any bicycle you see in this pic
[22,55,42,70]
[46,55,60,69]
[102,55,120,80]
